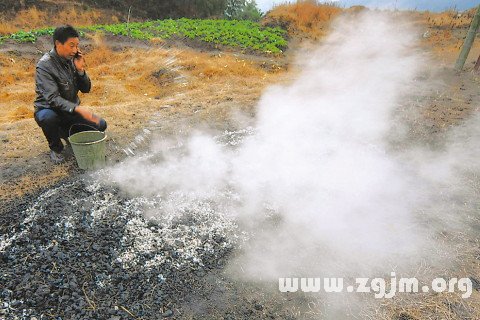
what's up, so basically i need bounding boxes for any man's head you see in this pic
[53,25,80,60]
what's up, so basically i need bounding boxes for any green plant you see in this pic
[1,19,287,53]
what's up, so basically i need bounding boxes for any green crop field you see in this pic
[0,18,288,54]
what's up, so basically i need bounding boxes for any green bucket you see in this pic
[68,130,107,170]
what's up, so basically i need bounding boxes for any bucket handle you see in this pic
[69,123,100,137]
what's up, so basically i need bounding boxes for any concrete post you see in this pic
[454,5,480,71]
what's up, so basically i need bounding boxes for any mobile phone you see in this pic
[74,52,80,59]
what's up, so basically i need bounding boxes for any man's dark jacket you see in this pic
[34,49,91,114]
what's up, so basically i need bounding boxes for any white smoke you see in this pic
[106,11,476,291]
[225,12,431,278]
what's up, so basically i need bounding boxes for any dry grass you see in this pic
[415,7,478,29]
[263,2,477,63]
[0,31,288,201]
[0,163,71,201]
[0,30,284,127]
[378,241,480,320]
[410,7,480,62]
[178,52,267,79]
[0,54,36,123]
[422,29,465,58]
[263,1,343,39]
[0,46,286,199]
[0,6,121,35]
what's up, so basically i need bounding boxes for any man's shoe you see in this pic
[50,150,65,164]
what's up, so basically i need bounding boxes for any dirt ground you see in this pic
[1,9,480,320]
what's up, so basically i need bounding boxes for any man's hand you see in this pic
[73,50,86,73]
[75,106,100,125]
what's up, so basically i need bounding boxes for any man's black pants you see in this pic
[34,108,107,153]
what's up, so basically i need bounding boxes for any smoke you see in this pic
[226,12,431,278]
[106,9,477,301]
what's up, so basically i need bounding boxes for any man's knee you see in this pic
[35,109,61,128]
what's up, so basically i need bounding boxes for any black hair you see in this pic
[53,25,79,46]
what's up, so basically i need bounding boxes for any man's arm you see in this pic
[36,66,77,113]
[74,50,91,93]
[76,70,91,93]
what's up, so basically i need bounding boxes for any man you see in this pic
[34,25,107,163]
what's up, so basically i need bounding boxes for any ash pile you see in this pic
[0,177,237,319]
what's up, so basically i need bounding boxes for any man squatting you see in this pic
[34,25,107,163]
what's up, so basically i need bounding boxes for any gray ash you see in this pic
[1,177,236,319]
